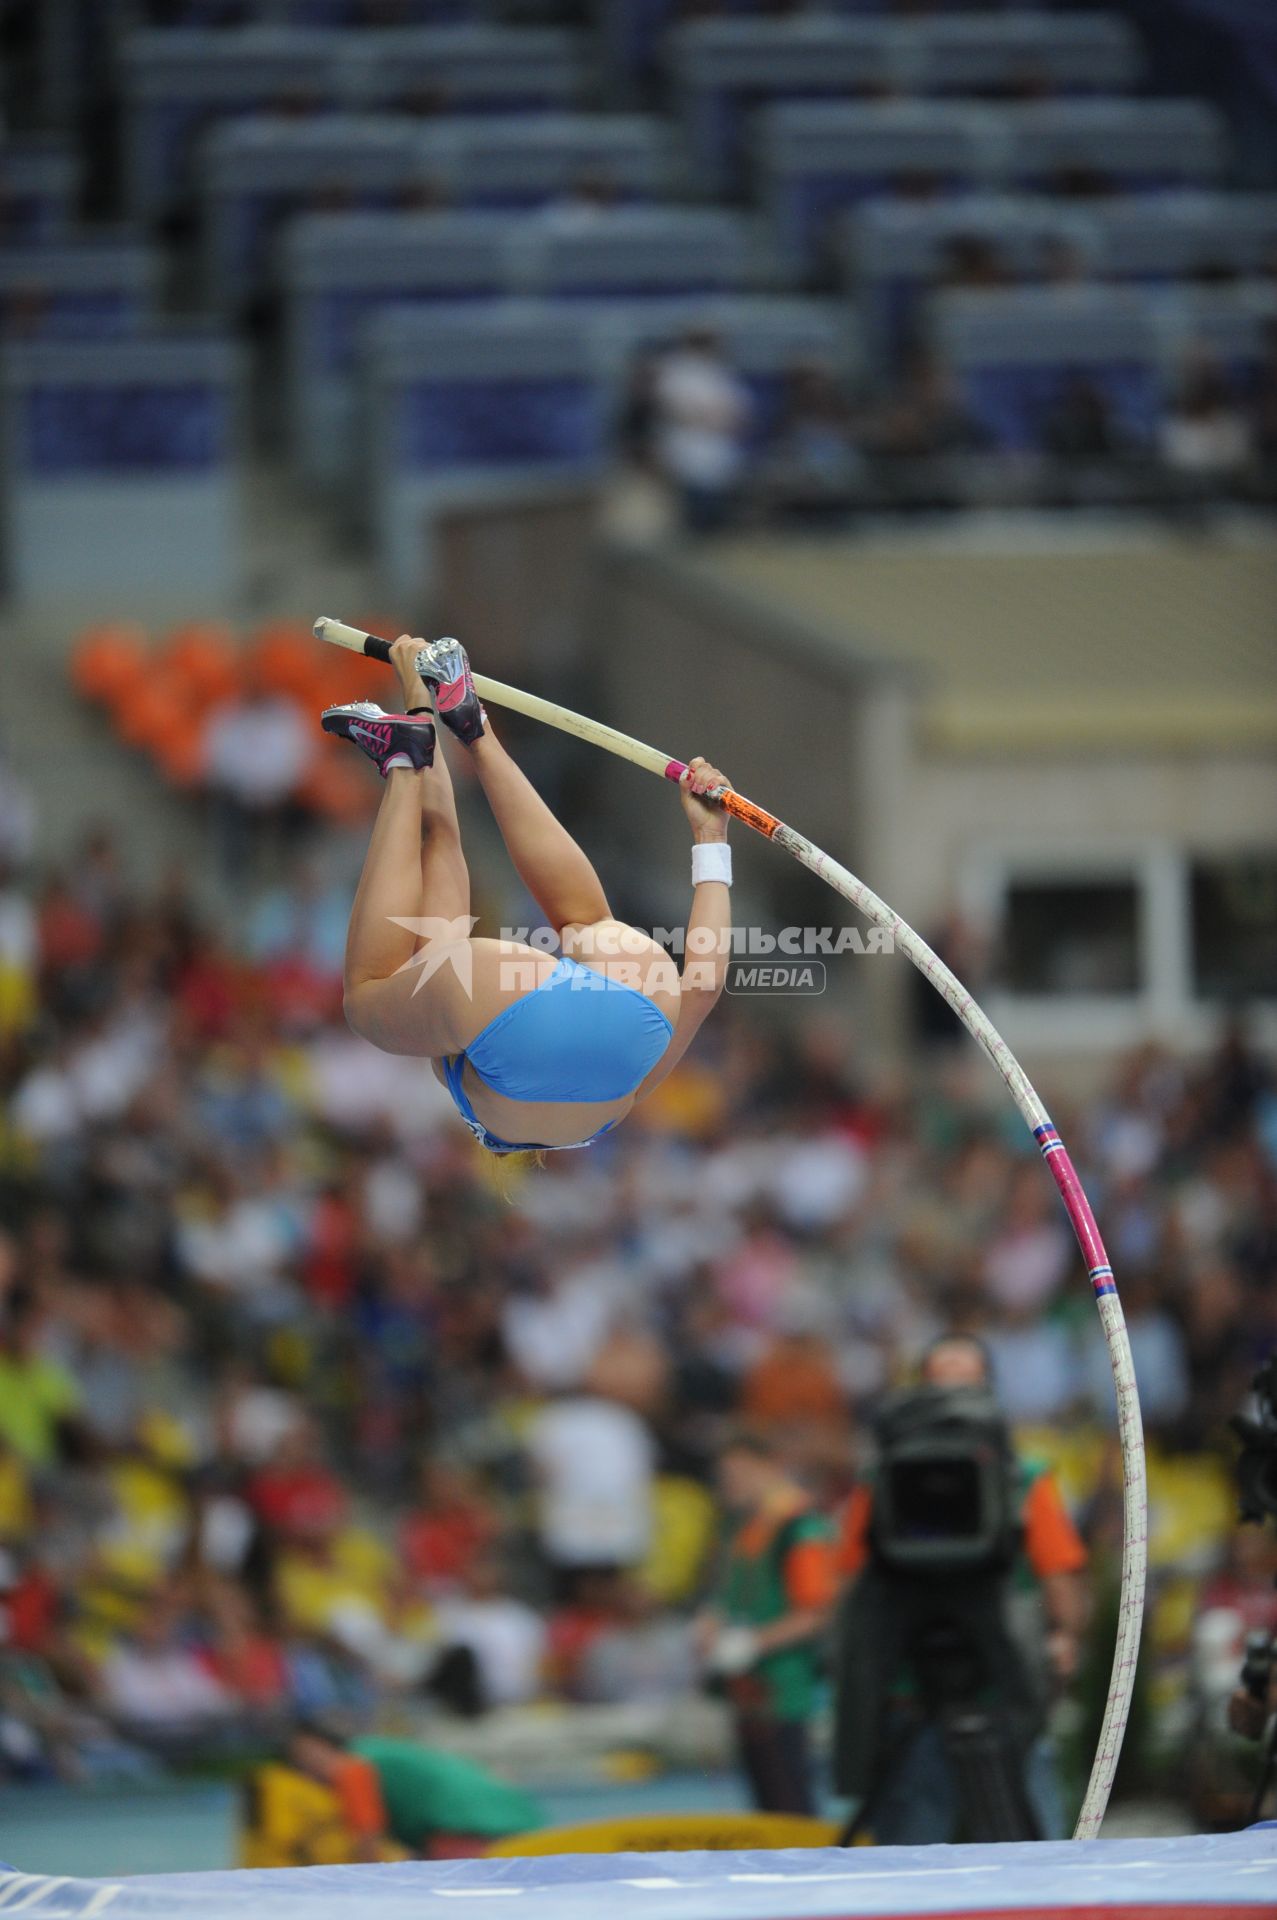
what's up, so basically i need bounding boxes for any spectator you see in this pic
[526,1389,656,1593]
[100,1595,234,1747]
[1041,373,1131,489]
[536,169,621,232]
[400,1461,498,1598]
[432,1554,548,1713]
[938,234,1006,292]
[1160,348,1253,495]
[0,1290,85,1470]
[577,1577,698,1706]
[759,360,865,526]
[867,343,985,500]
[650,329,751,533]
[203,676,314,878]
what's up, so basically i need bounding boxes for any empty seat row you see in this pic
[672,12,1143,190]
[200,113,681,305]
[761,99,1231,273]
[283,205,769,479]
[0,239,158,341]
[600,0,1081,95]
[122,25,593,216]
[1,336,243,602]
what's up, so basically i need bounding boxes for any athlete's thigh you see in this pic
[561,918,682,1026]
[344,937,552,1058]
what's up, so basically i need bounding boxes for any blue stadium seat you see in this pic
[931,285,1164,451]
[1087,192,1277,282]
[760,102,1003,277]
[0,142,78,246]
[0,240,158,343]
[997,99,1230,194]
[200,116,432,311]
[671,13,1143,194]
[602,0,1009,98]
[669,18,899,194]
[120,28,342,218]
[1,336,244,600]
[415,114,676,210]
[905,13,1142,98]
[283,208,518,484]
[362,303,614,595]
[337,25,587,117]
[520,207,763,301]
[841,195,1099,365]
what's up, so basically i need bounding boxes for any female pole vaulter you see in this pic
[321,636,732,1155]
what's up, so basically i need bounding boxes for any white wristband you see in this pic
[692,842,732,888]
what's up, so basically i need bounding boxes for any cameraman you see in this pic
[833,1334,1089,1844]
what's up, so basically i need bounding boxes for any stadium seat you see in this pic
[120,28,342,218]
[283,209,520,484]
[0,240,158,342]
[336,25,588,117]
[760,101,1004,277]
[200,116,434,312]
[904,12,1142,98]
[414,114,676,211]
[930,284,1164,451]
[0,141,78,245]
[1,336,244,601]
[69,622,151,707]
[997,99,1230,195]
[362,302,615,595]
[247,621,323,703]
[1087,191,1277,282]
[668,17,900,194]
[156,621,242,712]
[520,206,763,301]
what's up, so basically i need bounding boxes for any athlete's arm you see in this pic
[634,758,730,1102]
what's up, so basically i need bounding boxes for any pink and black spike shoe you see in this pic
[321,701,435,777]
[414,636,486,746]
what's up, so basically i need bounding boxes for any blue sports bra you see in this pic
[443,954,674,1153]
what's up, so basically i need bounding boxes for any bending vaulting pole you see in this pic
[314,614,1147,1838]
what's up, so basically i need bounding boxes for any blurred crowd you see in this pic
[0,778,1275,1819]
[617,315,1277,537]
